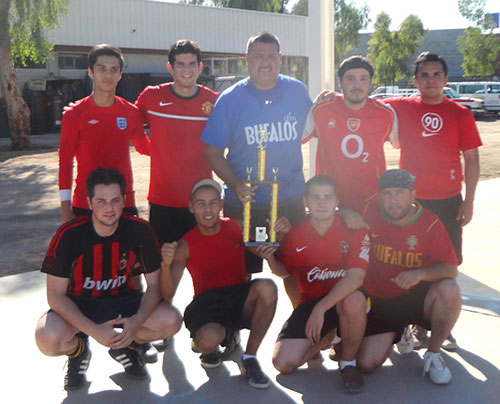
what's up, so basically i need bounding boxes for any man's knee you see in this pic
[156,302,183,337]
[272,353,299,374]
[357,355,383,374]
[337,290,366,318]
[253,279,278,305]
[194,324,225,353]
[431,279,461,306]
[35,319,69,356]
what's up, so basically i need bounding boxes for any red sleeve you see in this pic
[346,230,370,272]
[128,106,150,156]
[135,86,151,124]
[58,108,79,191]
[277,231,296,275]
[458,109,482,152]
[427,219,459,266]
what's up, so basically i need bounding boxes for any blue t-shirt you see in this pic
[202,75,312,204]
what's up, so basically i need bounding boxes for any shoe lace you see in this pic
[423,352,445,376]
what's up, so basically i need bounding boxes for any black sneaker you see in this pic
[64,339,91,391]
[200,349,222,368]
[137,343,158,364]
[222,329,241,358]
[109,347,148,379]
[240,357,270,389]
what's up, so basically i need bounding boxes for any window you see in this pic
[58,53,87,69]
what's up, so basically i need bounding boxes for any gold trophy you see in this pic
[243,126,280,247]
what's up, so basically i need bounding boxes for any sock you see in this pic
[243,354,256,361]
[68,337,85,358]
[340,359,356,370]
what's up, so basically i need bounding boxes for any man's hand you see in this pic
[110,314,142,349]
[253,245,278,261]
[91,316,123,347]
[161,242,178,266]
[305,306,325,345]
[391,270,422,290]
[457,198,474,226]
[339,208,370,230]
[274,216,291,235]
[60,201,76,224]
[235,182,257,203]
[313,90,335,104]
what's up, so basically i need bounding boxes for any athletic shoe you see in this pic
[200,349,222,368]
[137,343,158,364]
[442,334,458,352]
[239,357,270,389]
[423,351,452,385]
[396,325,416,354]
[222,329,241,357]
[413,326,429,350]
[109,347,148,379]
[153,336,172,352]
[340,365,364,394]
[64,339,91,391]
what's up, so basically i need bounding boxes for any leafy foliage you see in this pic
[180,0,288,13]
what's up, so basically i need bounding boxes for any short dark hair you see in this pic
[86,167,126,199]
[246,31,280,53]
[88,44,124,72]
[168,39,202,65]
[338,56,374,80]
[305,175,337,196]
[413,52,448,76]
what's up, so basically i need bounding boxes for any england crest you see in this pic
[347,118,361,132]
[116,117,127,130]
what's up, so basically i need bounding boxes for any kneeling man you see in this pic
[35,168,182,391]
[262,175,370,393]
[358,169,461,385]
[161,179,278,389]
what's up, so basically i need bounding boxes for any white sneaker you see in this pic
[423,351,452,385]
[396,326,415,354]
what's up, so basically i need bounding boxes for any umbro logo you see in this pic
[159,101,173,107]
[296,246,307,252]
[88,119,99,124]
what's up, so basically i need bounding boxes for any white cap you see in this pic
[190,178,223,198]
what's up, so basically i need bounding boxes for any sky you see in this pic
[289,0,499,32]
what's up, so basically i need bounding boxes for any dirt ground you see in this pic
[0,116,498,277]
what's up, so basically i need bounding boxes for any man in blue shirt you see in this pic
[202,32,312,304]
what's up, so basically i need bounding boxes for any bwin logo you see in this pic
[83,276,126,290]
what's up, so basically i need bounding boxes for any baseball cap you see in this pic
[378,169,416,190]
[190,178,223,198]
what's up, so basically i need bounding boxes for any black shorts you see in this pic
[49,291,143,325]
[365,282,432,342]
[224,196,306,273]
[149,203,197,245]
[418,195,462,264]
[73,206,139,218]
[277,297,339,341]
[183,281,254,338]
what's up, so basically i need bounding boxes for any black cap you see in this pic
[378,169,416,190]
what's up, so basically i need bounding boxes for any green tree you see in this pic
[367,12,424,85]
[457,0,500,76]
[0,0,70,150]
[181,0,288,13]
[291,0,370,68]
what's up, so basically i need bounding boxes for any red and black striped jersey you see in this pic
[41,215,161,298]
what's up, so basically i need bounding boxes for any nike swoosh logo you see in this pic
[422,131,438,137]
[159,102,173,106]
[296,246,307,252]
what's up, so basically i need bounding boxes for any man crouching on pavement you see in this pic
[160,178,283,389]
[35,167,182,391]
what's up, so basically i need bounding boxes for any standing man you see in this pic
[261,175,370,394]
[357,169,461,385]
[161,179,278,389]
[202,31,312,301]
[303,56,398,217]
[136,39,219,245]
[59,44,150,223]
[35,168,182,391]
[385,52,481,265]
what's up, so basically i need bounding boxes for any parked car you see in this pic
[447,82,500,113]
[409,87,485,116]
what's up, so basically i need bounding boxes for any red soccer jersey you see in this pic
[385,96,482,199]
[136,84,219,207]
[279,215,370,306]
[59,96,150,209]
[363,203,458,299]
[184,217,246,297]
[304,95,397,214]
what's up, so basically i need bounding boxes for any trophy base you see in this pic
[244,241,280,247]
